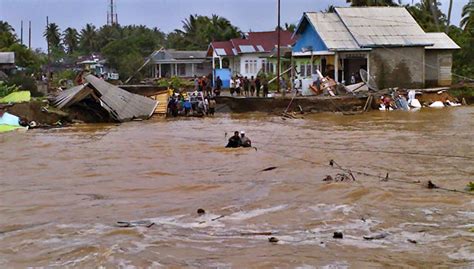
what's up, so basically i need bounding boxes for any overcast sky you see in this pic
[0,0,469,51]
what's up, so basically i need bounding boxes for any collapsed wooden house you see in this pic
[54,74,158,122]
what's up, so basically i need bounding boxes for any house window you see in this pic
[196,63,204,70]
[244,60,249,74]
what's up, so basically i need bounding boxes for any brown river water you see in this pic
[1,107,473,268]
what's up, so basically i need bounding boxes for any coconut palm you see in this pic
[80,23,98,54]
[0,21,17,48]
[44,22,61,50]
[63,27,79,54]
[461,0,474,32]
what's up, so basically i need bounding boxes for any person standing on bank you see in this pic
[215,76,222,96]
[255,76,261,97]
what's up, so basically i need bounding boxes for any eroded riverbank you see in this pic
[1,107,473,268]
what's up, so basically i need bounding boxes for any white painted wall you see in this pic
[238,54,267,78]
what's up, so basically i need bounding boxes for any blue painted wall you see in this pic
[214,68,231,88]
[292,18,328,53]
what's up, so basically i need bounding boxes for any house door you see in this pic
[343,58,367,85]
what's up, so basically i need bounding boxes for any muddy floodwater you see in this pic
[1,107,473,268]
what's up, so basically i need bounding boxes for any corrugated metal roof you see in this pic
[84,75,158,122]
[305,12,360,50]
[55,77,158,122]
[335,7,432,47]
[424,33,460,50]
[0,52,15,64]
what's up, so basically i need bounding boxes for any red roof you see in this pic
[209,30,295,56]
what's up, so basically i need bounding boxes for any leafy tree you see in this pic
[0,21,17,48]
[407,0,447,32]
[63,27,79,54]
[101,38,143,81]
[80,23,98,54]
[284,23,296,33]
[44,23,62,50]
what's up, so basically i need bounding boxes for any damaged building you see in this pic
[54,74,158,122]
[292,7,460,92]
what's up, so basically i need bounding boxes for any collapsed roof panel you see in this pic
[84,75,158,122]
[54,75,158,122]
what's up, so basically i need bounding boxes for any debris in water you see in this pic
[363,232,389,240]
[333,232,343,239]
[323,175,333,181]
[260,166,277,172]
[197,208,206,216]
[268,237,279,243]
[407,239,417,244]
[426,180,439,189]
[116,221,155,228]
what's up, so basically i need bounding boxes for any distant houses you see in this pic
[149,49,212,78]
[144,6,460,91]
[292,7,460,90]
[207,30,295,78]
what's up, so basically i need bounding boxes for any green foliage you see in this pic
[407,1,447,32]
[0,21,18,48]
[5,73,41,96]
[467,182,474,192]
[52,69,76,87]
[0,81,20,98]
[44,23,62,51]
[102,39,144,81]
[63,27,79,54]
[167,14,241,50]
[80,23,98,54]
[157,76,194,89]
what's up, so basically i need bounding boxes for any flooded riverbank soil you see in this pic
[1,107,473,268]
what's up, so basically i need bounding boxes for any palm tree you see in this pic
[80,23,97,53]
[63,27,79,54]
[0,21,18,48]
[44,22,61,50]
[461,0,474,32]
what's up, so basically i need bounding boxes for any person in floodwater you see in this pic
[240,131,252,148]
[226,131,241,148]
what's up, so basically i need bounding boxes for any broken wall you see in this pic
[370,47,425,89]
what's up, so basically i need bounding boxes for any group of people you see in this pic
[229,76,269,97]
[194,75,223,97]
[226,131,252,148]
[168,92,217,117]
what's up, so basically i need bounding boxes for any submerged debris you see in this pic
[426,180,439,189]
[197,208,206,216]
[260,166,278,172]
[333,232,343,239]
[115,220,155,228]
[363,232,389,240]
[268,237,279,243]
[407,239,418,244]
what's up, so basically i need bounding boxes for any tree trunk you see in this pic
[446,0,453,33]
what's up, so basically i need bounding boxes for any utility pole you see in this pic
[277,0,282,96]
[28,21,32,49]
[20,20,24,45]
[46,16,51,91]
